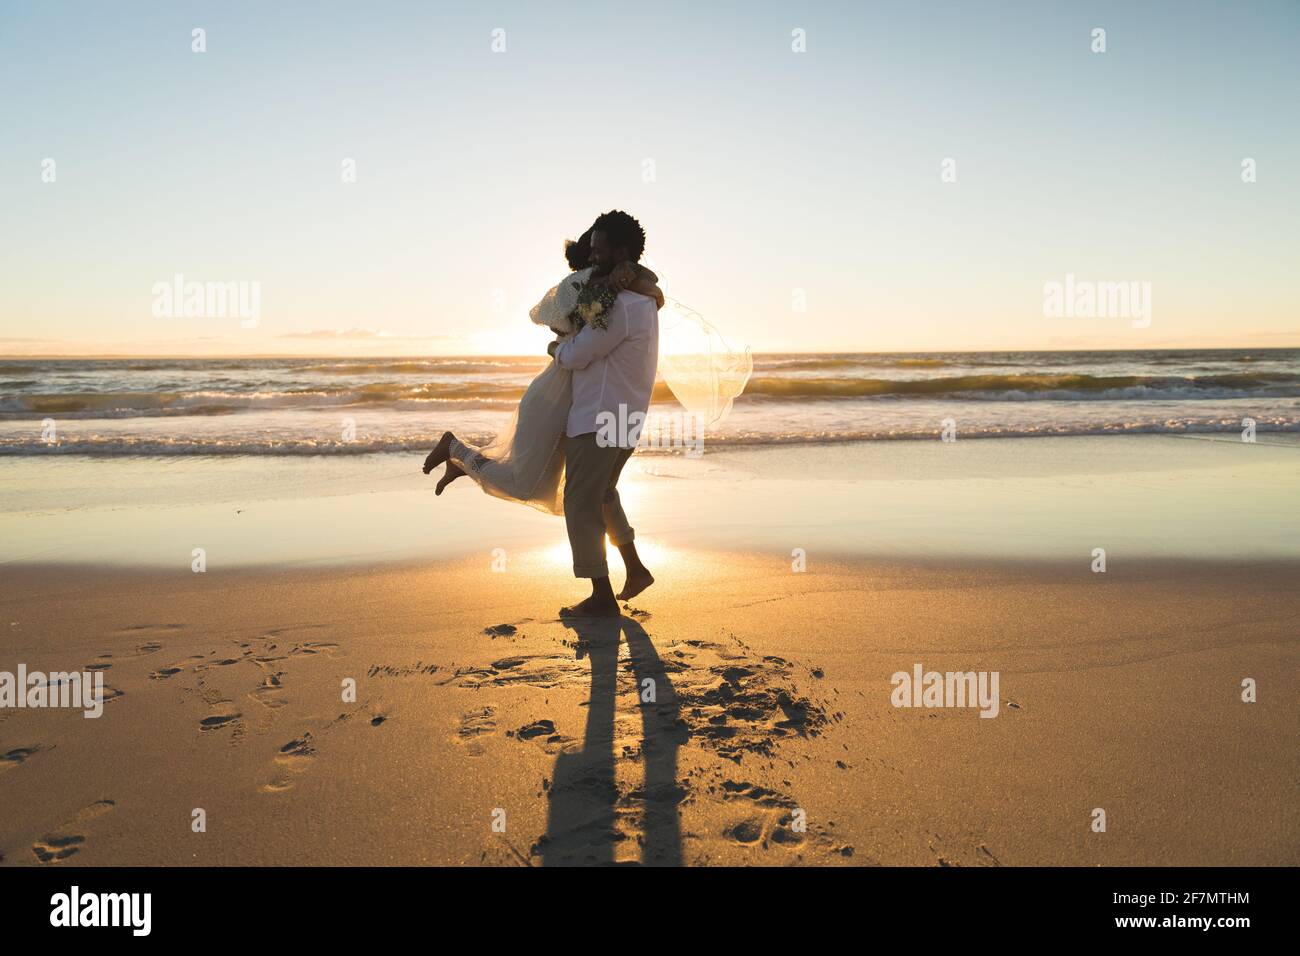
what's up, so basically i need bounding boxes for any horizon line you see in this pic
[3,344,1299,361]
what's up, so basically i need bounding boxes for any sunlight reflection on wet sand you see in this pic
[2,435,1297,567]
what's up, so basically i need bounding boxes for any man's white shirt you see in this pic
[552,290,659,446]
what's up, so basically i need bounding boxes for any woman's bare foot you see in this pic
[435,462,465,495]
[617,568,654,602]
[422,431,455,474]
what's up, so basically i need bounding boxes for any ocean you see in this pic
[1,349,1298,456]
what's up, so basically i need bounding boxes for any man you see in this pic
[548,210,658,617]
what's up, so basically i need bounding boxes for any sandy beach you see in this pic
[2,436,1297,866]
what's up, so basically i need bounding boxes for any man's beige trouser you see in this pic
[563,433,635,578]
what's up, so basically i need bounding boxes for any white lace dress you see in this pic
[446,269,591,514]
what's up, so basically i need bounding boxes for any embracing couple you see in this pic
[422,210,662,618]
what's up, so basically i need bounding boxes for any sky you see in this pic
[1,0,1297,356]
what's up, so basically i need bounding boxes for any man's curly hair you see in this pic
[591,209,646,262]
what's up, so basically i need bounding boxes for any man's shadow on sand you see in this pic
[538,614,685,866]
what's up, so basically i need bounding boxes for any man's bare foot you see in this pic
[422,431,455,474]
[560,594,621,618]
[617,568,654,602]
[435,462,465,495]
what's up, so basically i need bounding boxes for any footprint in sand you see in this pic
[717,796,854,859]
[716,781,802,850]
[195,656,242,670]
[32,834,85,863]
[510,719,580,755]
[105,641,164,660]
[515,719,555,740]
[720,779,797,807]
[0,745,42,774]
[714,779,851,856]
[455,707,497,756]
[198,701,243,733]
[724,816,766,846]
[289,641,340,657]
[247,671,288,710]
[31,800,116,865]
[150,654,205,680]
[242,645,293,708]
[260,733,316,794]
[254,699,375,795]
[199,713,241,731]
[75,800,116,823]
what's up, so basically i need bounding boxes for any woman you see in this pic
[421,228,664,511]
